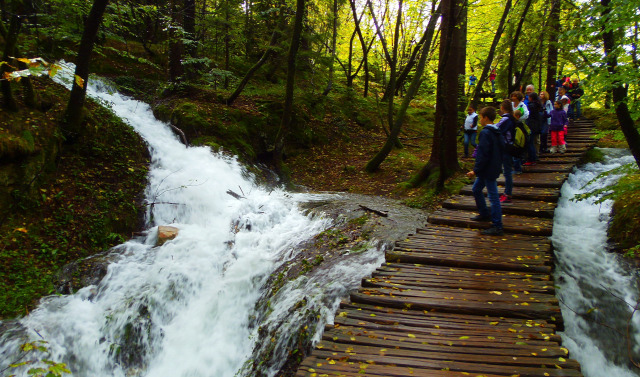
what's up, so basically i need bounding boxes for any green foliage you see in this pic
[4,340,71,377]
[609,172,640,254]
[562,0,640,116]
[572,163,639,204]
[571,164,640,256]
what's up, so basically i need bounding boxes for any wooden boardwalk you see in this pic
[295,120,597,377]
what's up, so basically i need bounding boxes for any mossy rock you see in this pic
[582,148,606,164]
[610,173,640,250]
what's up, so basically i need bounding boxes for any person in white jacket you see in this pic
[462,106,479,158]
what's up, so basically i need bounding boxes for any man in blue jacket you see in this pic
[467,106,505,236]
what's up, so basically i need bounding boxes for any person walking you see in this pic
[496,100,516,204]
[468,73,477,96]
[524,92,542,165]
[548,100,568,153]
[489,69,497,93]
[462,106,479,158]
[540,91,553,153]
[510,91,528,173]
[569,78,584,120]
[468,106,505,236]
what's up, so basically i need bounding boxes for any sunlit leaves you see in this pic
[1,58,60,82]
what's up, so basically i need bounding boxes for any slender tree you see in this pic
[506,0,533,93]
[61,0,109,141]
[365,2,439,172]
[226,5,284,105]
[601,0,640,167]
[1,14,21,111]
[412,0,464,187]
[470,0,511,108]
[321,0,339,96]
[545,0,561,95]
[168,0,184,82]
[273,0,305,169]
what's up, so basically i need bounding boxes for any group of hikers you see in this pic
[468,68,498,95]
[461,79,585,236]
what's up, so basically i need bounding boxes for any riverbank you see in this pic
[0,78,149,319]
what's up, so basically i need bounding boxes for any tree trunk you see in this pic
[601,0,640,167]
[1,14,21,112]
[365,4,439,173]
[226,7,284,105]
[321,0,339,96]
[61,0,109,141]
[507,0,533,94]
[224,0,230,88]
[545,0,561,95]
[363,0,407,172]
[183,0,196,57]
[412,0,463,188]
[273,0,305,170]
[385,3,441,101]
[168,0,184,82]
[470,0,511,108]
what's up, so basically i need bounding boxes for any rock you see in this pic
[157,226,179,246]
[54,251,116,294]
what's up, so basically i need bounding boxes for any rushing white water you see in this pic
[552,148,640,376]
[0,64,385,377]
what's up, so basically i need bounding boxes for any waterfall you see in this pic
[0,64,385,377]
[552,148,640,376]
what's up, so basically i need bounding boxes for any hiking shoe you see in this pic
[513,170,523,175]
[500,194,512,203]
[481,226,504,236]
[523,161,536,166]
[471,214,491,222]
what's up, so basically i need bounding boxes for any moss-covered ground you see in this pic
[0,78,149,319]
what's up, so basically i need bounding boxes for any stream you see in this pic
[552,148,640,376]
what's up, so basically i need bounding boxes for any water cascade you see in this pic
[552,148,640,376]
[0,64,385,377]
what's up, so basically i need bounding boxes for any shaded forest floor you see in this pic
[285,109,475,210]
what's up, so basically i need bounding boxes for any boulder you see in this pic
[157,226,179,246]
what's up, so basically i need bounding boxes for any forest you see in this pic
[1,0,640,374]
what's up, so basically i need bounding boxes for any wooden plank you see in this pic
[339,301,556,327]
[459,185,560,201]
[413,225,552,247]
[349,291,562,323]
[393,241,551,259]
[427,208,554,236]
[324,325,558,350]
[310,349,582,377]
[331,317,561,344]
[297,358,512,377]
[386,250,551,273]
[378,264,554,282]
[443,195,556,218]
[314,340,579,369]
[370,265,553,286]
[357,286,558,306]
[522,163,574,173]
[497,172,568,188]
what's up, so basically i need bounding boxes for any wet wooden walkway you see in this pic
[296,120,597,377]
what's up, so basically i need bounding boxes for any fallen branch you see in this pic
[358,204,388,217]
[169,124,188,146]
[227,189,245,200]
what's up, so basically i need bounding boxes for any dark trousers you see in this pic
[472,177,502,228]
